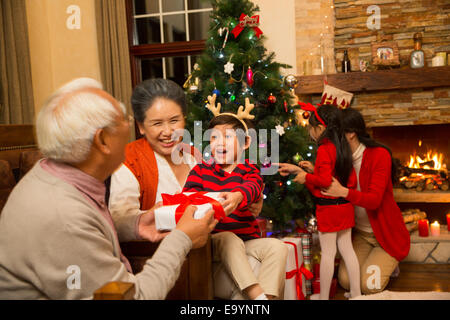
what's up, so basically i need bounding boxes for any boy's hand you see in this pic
[276,163,302,176]
[219,191,244,215]
[299,161,314,173]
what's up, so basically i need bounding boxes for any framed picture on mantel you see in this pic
[371,41,400,66]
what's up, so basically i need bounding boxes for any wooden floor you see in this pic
[332,263,450,300]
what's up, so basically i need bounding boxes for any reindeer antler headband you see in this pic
[298,102,327,127]
[206,94,255,133]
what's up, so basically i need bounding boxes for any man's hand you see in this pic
[293,167,307,184]
[276,163,302,176]
[299,161,314,173]
[321,177,349,198]
[138,202,170,242]
[219,191,244,215]
[176,205,218,249]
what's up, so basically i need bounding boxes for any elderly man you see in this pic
[0,78,217,299]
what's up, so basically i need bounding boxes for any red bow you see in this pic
[232,14,263,38]
[285,241,314,300]
[298,102,327,127]
[161,192,226,223]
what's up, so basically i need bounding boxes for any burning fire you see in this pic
[398,140,449,192]
[406,141,445,170]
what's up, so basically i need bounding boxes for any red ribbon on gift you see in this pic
[161,192,226,223]
[232,13,263,38]
[284,241,314,300]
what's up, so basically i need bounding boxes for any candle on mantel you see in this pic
[430,221,440,237]
[447,213,450,231]
[418,219,429,237]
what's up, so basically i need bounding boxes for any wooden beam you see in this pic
[130,40,206,58]
[295,66,450,95]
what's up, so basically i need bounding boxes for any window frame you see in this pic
[125,0,210,88]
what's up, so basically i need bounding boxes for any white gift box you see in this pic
[282,237,307,300]
[155,192,224,231]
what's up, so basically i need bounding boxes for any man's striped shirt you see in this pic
[183,159,263,241]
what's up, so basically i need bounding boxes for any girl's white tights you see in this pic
[312,229,361,300]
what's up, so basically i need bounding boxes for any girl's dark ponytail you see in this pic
[309,105,353,187]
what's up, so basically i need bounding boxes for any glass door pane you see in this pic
[163,14,187,42]
[188,11,210,41]
[140,58,164,82]
[134,17,161,45]
[133,0,159,15]
[162,0,185,12]
[187,0,211,10]
[165,56,189,86]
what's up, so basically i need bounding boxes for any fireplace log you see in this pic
[425,179,436,191]
[416,180,426,192]
[419,160,435,168]
[404,180,419,189]
[404,167,442,176]
[439,180,449,191]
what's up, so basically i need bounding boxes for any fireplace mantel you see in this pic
[295,66,450,95]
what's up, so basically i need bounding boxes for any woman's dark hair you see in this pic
[308,104,353,187]
[131,78,186,123]
[341,107,397,183]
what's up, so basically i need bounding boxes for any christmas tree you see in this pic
[184,0,315,231]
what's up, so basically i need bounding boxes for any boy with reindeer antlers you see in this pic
[183,94,288,300]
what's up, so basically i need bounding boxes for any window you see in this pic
[126,0,213,87]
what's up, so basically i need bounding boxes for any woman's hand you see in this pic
[138,202,170,242]
[276,163,302,176]
[321,177,349,198]
[293,167,307,184]
[219,191,244,215]
[299,161,314,173]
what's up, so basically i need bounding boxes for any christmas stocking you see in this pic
[320,84,353,109]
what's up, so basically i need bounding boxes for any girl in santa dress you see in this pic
[278,103,361,300]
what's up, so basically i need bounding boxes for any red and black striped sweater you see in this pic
[183,159,264,241]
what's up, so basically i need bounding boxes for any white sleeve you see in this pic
[109,164,145,241]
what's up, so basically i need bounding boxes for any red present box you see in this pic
[312,277,338,299]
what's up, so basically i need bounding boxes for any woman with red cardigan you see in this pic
[321,107,410,295]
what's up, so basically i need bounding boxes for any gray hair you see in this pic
[36,78,125,164]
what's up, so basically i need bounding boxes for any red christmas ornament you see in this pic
[302,111,310,119]
[284,101,288,112]
[247,67,254,87]
[268,93,276,104]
